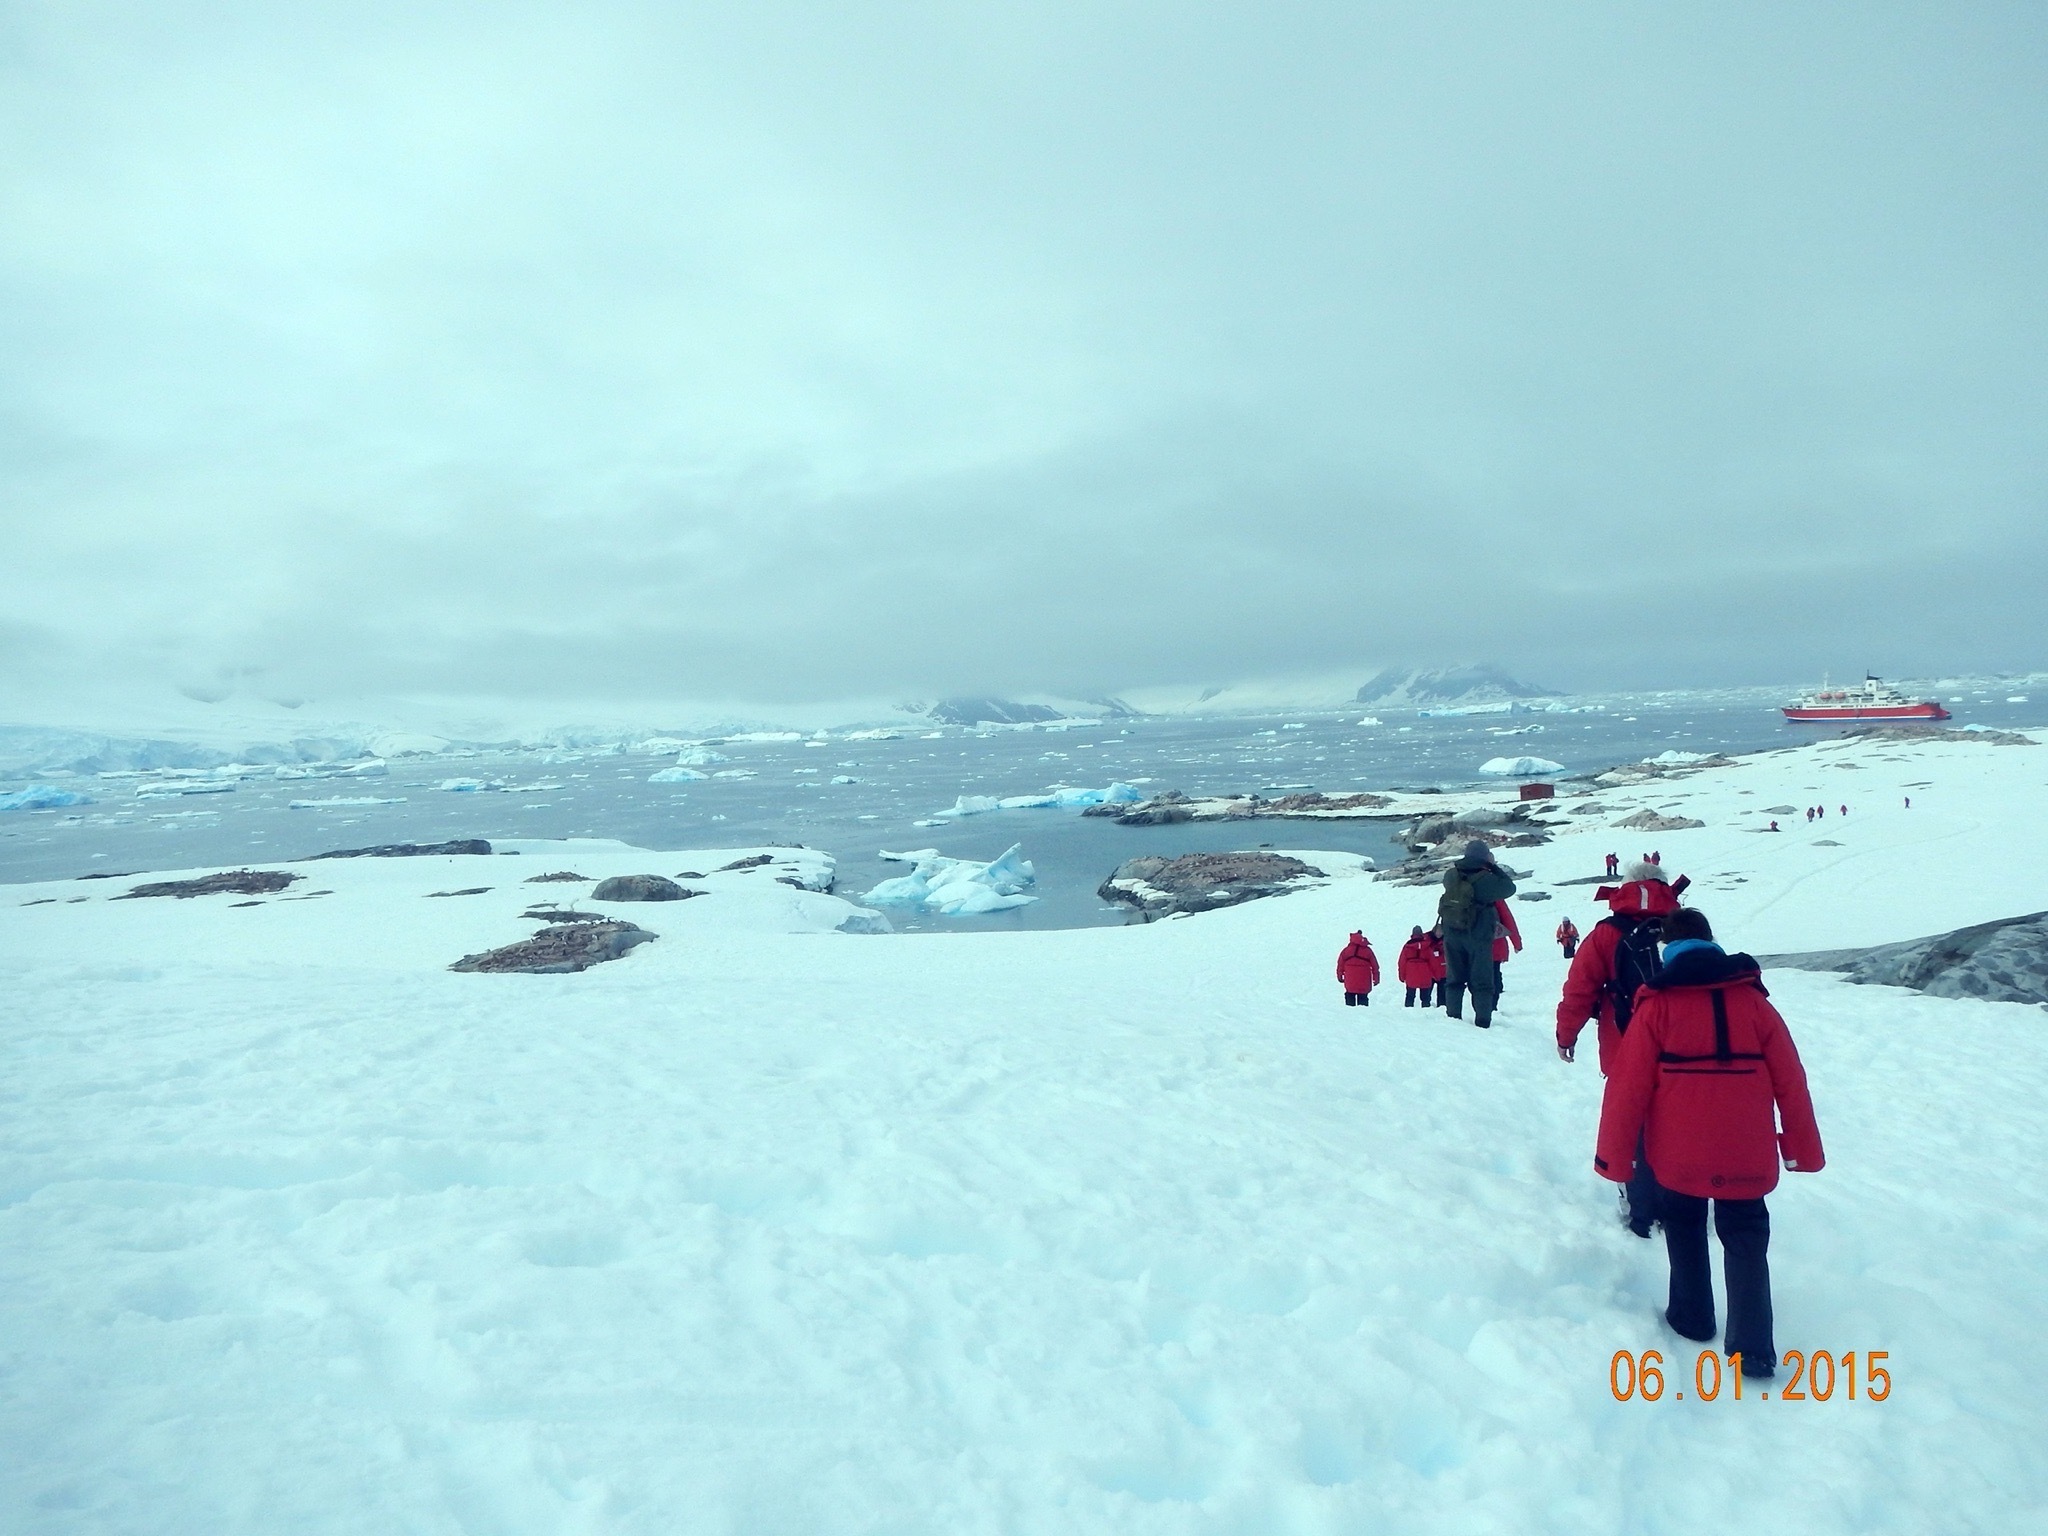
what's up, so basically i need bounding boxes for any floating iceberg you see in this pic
[135,782,236,799]
[1478,756,1565,777]
[0,785,91,811]
[288,796,408,809]
[844,728,903,741]
[440,778,504,793]
[675,748,728,767]
[932,782,1144,819]
[649,766,709,783]
[1648,750,1713,764]
[1356,717,1382,726]
[862,844,1038,915]
[1420,701,1516,718]
[831,776,859,784]
[712,769,758,780]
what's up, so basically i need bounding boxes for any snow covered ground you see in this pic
[2,734,2044,1533]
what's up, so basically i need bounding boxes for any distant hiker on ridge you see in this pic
[1437,841,1516,1029]
[1336,930,1380,1007]
[1397,925,1437,1008]
[1595,907,1825,1380]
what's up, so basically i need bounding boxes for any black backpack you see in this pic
[1602,914,1664,1033]
[1438,869,1483,931]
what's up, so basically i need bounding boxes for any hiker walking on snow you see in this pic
[1492,899,1523,995]
[1397,926,1437,1007]
[1556,916,1580,958]
[1556,861,1682,1237]
[1595,907,1825,1378]
[1336,930,1380,1007]
[1437,841,1516,1029]
[1605,852,1620,878]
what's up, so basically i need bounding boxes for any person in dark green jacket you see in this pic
[1438,840,1517,1028]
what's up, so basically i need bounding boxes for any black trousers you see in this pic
[1403,984,1435,1007]
[1660,1191,1775,1371]
[1343,991,1371,1006]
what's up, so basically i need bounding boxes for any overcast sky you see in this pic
[3,1,2044,710]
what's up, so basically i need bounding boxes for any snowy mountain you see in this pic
[1354,664,1559,708]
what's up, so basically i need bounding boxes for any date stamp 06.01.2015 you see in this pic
[1610,1350,1891,1403]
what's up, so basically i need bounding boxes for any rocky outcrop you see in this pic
[1098,851,1325,921]
[524,870,590,883]
[116,870,300,899]
[1613,810,1706,832]
[926,698,1068,726]
[590,874,696,902]
[1761,912,2048,1008]
[306,839,493,860]
[1353,665,1557,707]
[450,921,655,974]
[1844,725,2034,746]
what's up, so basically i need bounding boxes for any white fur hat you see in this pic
[1625,860,1668,883]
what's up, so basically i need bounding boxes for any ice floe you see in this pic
[862,844,1037,914]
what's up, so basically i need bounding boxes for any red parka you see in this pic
[1425,931,1447,981]
[1396,934,1435,989]
[1336,932,1380,993]
[1595,946,1824,1199]
[1491,900,1523,964]
[1555,879,1678,1075]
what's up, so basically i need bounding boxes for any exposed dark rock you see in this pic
[450,920,656,974]
[524,871,590,883]
[1261,791,1394,813]
[1761,912,2048,1008]
[927,698,1068,726]
[305,839,493,860]
[521,906,607,923]
[1519,890,1553,902]
[718,855,774,872]
[116,869,301,899]
[230,900,263,908]
[1844,725,2034,746]
[1099,851,1326,921]
[76,871,140,880]
[1114,805,1194,825]
[1614,810,1706,832]
[425,888,492,898]
[674,871,706,880]
[1354,664,1558,706]
[591,874,696,902]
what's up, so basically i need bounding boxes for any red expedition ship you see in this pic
[1782,675,1951,722]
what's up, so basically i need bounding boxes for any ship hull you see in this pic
[1782,703,1950,722]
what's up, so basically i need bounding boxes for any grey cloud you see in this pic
[3,2,2044,713]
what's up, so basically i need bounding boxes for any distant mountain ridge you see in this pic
[1354,665,1558,707]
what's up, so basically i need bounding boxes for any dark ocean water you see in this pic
[5,690,2042,930]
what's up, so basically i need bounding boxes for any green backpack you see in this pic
[1438,868,1482,931]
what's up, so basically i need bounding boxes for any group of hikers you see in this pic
[1333,840,1827,1378]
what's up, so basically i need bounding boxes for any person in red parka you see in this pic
[1595,908,1824,1377]
[1556,915,1580,957]
[1490,899,1522,994]
[1557,862,1683,1236]
[1336,930,1380,1007]
[1396,925,1437,1007]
